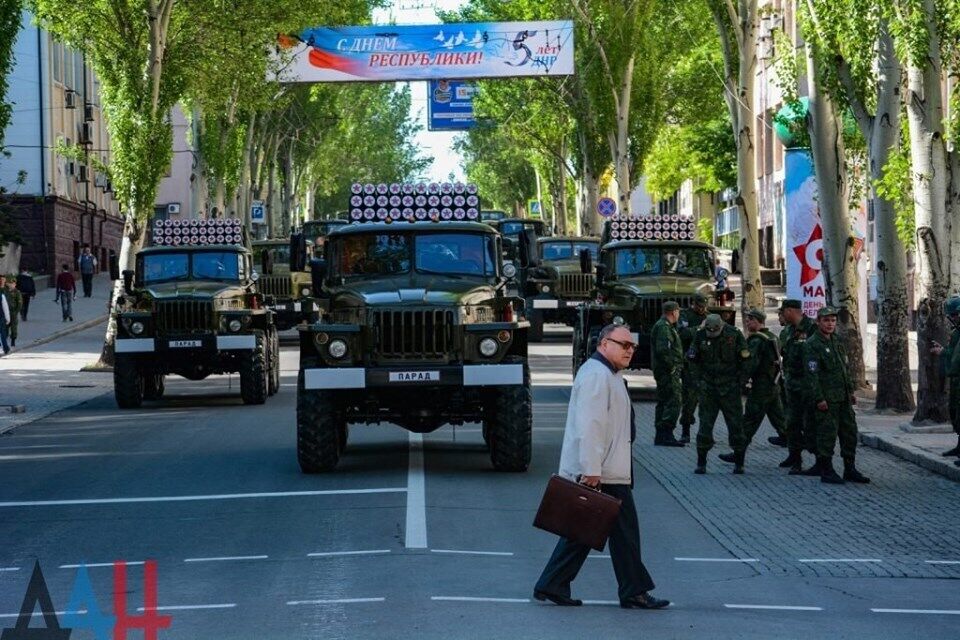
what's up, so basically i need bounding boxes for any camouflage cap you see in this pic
[780,299,802,311]
[663,301,680,313]
[746,308,766,323]
[704,313,724,336]
[817,306,839,318]
[692,293,708,305]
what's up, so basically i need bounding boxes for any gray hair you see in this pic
[599,322,630,342]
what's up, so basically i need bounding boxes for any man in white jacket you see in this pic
[534,323,669,609]
[0,274,10,354]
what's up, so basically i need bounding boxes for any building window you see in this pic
[74,51,85,100]
[52,41,63,83]
[64,46,74,88]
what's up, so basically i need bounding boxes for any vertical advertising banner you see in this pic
[784,149,825,317]
[428,80,476,131]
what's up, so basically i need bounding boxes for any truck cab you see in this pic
[522,236,600,341]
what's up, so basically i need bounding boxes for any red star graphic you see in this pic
[793,224,823,286]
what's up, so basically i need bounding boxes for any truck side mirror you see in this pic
[260,249,273,275]
[579,248,593,275]
[290,233,306,272]
[596,263,607,287]
[309,258,327,296]
[121,269,134,295]
[518,229,540,268]
[108,254,120,280]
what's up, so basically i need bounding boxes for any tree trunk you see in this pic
[806,44,867,388]
[282,143,294,234]
[97,212,146,366]
[190,106,208,218]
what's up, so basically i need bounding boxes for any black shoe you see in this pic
[533,590,582,607]
[694,451,707,474]
[620,592,670,609]
[733,451,745,474]
[799,461,822,477]
[654,436,686,447]
[768,436,787,447]
[679,425,691,444]
[942,445,960,457]
[779,452,801,468]
[718,452,736,463]
[820,460,844,485]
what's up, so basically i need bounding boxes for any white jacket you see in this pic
[0,293,9,327]
[558,357,633,485]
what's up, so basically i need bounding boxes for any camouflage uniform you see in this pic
[651,315,684,440]
[941,304,960,457]
[677,306,706,432]
[743,327,786,444]
[687,319,749,466]
[780,313,817,456]
[4,286,21,346]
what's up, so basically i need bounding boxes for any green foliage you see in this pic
[697,216,713,243]
[874,143,915,248]
[646,119,736,200]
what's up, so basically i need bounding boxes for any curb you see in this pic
[8,315,108,355]
[858,432,960,482]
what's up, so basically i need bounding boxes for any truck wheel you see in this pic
[267,327,280,396]
[143,374,165,401]
[488,358,532,472]
[528,312,545,342]
[239,330,268,405]
[114,355,144,409]
[296,370,343,473]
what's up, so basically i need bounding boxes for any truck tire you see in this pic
[239,330,268,405]
[114,355,144,409]
[528,311,545,342]
[143,374,165,401]
[267,327,280,396]
[296,369,343,473]
[488,358,532,472]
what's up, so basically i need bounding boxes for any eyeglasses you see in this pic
[605,338,638,352]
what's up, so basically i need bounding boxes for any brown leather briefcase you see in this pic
[533,474,622,551]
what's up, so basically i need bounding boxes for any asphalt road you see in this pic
[0,326,958,639]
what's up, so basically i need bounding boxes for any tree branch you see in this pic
[710,3,739,132]
[725,0,743,51]
[570,0,620,112]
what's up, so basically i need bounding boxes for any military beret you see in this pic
[663,301,680,313]
[780,299,801,311]
[693,293,708,305]
[746,308,766,322]
[817,306,839,318]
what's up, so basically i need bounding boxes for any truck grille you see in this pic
[259,275,291,298]
[556,273,594,298]
[155,300,215,334]
[373,309,455,360]
[637,296,694,330]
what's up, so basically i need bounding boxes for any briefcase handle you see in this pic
[575,475,602,493]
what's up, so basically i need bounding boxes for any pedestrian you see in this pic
[77,246,97,297]
[686,313,750,474]
[720,308,787,466]
[650,301,686,447]
[802,306,870,484]
[677,293,708,443]
[4,276,22,347]
[0,275,10,354]
[534,323,670,610]
[16,270,36,321]
[779,300,818,474]
[55,263,76,322]
[930,296,960,463]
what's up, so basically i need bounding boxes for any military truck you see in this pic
[494,217,550,266]
[296,183,531,473]
[480,210,507,223]
[571,215,715,373]
[110,218,279,408]
[251,239,310,331]
[522,236,600,342]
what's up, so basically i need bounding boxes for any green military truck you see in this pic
[296,187,531,473]
[522,236,599,341]
[571,215,715,373]
[110,218,280,408]
[251,239,315,331]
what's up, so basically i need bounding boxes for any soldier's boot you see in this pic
[941,436,960,457]
[779,450,802,469]
[799,458,823,477]
[819,458,844,485]
[694,451,707,475]
[718,452,736,464]
[654,427,685,447]
[679,424,691,444]
[732,450,745,475]
[842,458,871,484]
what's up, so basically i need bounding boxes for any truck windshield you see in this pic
[336,234,411,277]
[253,245,290,266]
[332,232,497,278]
[613,246,712,278]
[416,233,496,276]
[541,241,598,261]
[142,251,242,283]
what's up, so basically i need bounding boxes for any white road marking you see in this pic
[308,550,392,558]
[430,549,514,557]
[287,598,385,605]
[725,604,823,611]
[406,432,427,549]
[587,555,611,559]
[871,609,960,615]
[582,600,620,606]
[675,557,759,563]
[0,610,87,618]
[0,567,20,572]
[183,555,268,563]
[60,561,145,569]
[432,596,530,603]
[798,558,882,563]
[138,604,236,611]
[0,488,406,508]
[925,560,960,565]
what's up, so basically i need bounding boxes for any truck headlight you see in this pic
[479,337,498,357]
[328,339,348,359]
[541,284,551,294]
[131,321,144,335]
[613,315,625,326]
[301,287,311,296]
[228,319,242,332]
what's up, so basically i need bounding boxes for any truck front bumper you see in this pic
[303,363,524,390]
[115,335,257,353]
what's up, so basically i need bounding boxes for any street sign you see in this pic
[597,197,617,218]
[251,200,265,224]
[527,199,542,219]
[428,79,477,131]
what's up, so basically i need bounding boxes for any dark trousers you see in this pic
[81,272,93,297]
[535,483,655,600]
[20,296,30,321]
[0,321,9,353]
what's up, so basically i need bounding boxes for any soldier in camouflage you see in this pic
[677,293,708,443]
[687,314,750,474]
[931,296,960,466]
[802,306,870,484]
[779,299,817,474]
[718,308,786,465]
[650,301,686,447]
